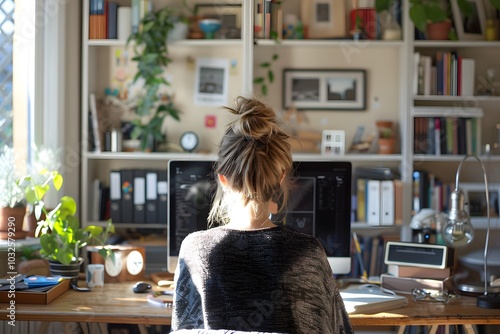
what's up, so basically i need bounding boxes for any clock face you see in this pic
[104,253,123,277]
[180,131,199,152]
[126,250,144,276]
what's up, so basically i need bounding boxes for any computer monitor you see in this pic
[167,159,352,275]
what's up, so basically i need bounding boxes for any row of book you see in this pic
[348,233,400,279]
[412,169,456,214]
[255,0,283,39]
[413,116,482,156]
[89,0,149,40]
[414,51,475,96]
[351,167,403,225]
[91,169,168,225]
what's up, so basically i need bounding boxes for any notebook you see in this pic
[340,285,408,314]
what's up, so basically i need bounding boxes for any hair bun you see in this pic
[228,96,278,140]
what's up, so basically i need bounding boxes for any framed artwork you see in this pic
[195,3,242,39]
[460,183,500,226]
[283,69,366,111]
[300,0,346,38]
[451,0,486,40]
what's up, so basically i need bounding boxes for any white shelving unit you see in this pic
[80,0,500,272]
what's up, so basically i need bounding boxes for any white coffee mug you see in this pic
[86,264,104,288]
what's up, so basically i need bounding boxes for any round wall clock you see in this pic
[104,253,123,278]
[180,131,199,152]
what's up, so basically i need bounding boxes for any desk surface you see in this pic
[1,282,500,327]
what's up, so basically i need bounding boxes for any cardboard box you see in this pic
[0,278,70,304]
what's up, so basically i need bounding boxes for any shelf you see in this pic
[414,95,500,102]
[413,155,500,162]
[87,39,242,47]
[84,151,217,161]
[84,151,403,162]
[413,41,500,48]
[255,39,405,48]
[89,221,167,229]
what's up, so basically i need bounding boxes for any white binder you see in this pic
[366,180,381,225]
[381,180,395,225]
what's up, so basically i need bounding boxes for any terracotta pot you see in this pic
[378,137,396,154]
[426,21,451,40]
[0,206,28,240]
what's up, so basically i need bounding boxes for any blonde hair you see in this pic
[208,96,293,225]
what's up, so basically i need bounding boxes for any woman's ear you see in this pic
[218,174,229,187]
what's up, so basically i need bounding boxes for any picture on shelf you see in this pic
[451,0,486,40]
[195,3,242,39]
[460,183,500,219]
[283,69,366,110]
[300,0,346,38]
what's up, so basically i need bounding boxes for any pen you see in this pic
[352,232,368,280]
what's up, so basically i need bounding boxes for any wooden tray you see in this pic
[0,278,70,304]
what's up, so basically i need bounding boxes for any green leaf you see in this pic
[56,250,75,265]
[375,0,393,12]
[85,225,104,237]
[409,4,427,32]
[253,77,264,84]
[267,70,274,83]
[60,196,77,216]
[53,172,63,190]
[261,84,268,96]
[272,54,279,61]
[491,0,500,9]
[260,62,270,68]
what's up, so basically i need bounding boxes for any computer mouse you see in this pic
[133,281,152,293]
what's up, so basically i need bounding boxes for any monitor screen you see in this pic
[167,159,352,275]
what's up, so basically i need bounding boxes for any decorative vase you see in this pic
[48,258,83,278]
[426,21,451,40]
[0,206,28,240]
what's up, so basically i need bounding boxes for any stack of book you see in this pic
[381,242,456,294]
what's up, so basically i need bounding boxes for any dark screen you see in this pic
[168,160,352,259]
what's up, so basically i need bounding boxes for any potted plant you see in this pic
[0,146,27,240]
[20,168,115,277]
[376,120,397,154]
[126,6,181,151]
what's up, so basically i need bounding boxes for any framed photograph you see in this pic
[194,57,229,106]
[283,69,366,111]
[300,0,346,38]
[460,183,500,226]
[195,3,242,39]
[451,0,487,40]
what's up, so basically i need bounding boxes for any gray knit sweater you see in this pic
[171,225,353,334]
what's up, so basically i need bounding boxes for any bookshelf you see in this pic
[80,0,500,276]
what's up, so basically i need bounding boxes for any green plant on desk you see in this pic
[20,169,115,266]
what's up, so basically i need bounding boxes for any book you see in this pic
[387,265,453,279]
[89,93,101,152]
[461,58,475,96]
[340,285,408,314]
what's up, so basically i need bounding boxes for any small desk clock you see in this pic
[180,131,199,152]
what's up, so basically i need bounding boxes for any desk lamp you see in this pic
[442,154,500,309]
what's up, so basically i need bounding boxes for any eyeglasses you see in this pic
[411,288,460,304]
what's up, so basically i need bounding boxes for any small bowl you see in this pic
[199,19,222,39]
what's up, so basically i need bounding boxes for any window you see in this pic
[0,0,14,147]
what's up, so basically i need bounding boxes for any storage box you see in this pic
[0,278,70,304]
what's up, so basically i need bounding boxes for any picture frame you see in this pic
[451,0,487,40]
[283,69,366,111]
[195,3,242,39]
[300,0,346,38]
[460,183,500,226]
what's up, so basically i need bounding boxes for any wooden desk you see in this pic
[1,282,500,329]
[0,282,171,325]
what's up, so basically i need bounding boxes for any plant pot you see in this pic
[167,21,189,42]
[378,137,396,154]
[426,21,451,40]
[48,258,83,278]
[0,206,28,240]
